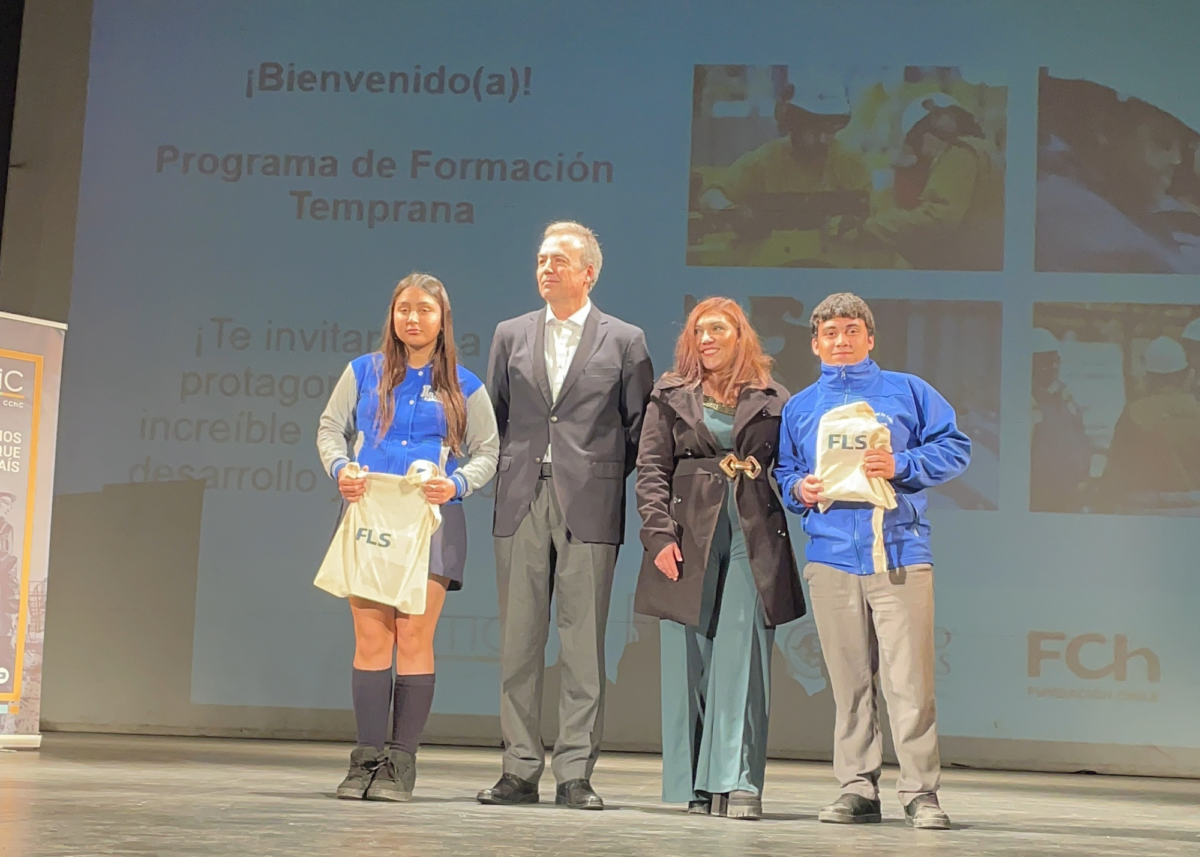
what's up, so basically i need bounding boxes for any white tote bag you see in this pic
[314,460,444,614]
[815,401,897,574]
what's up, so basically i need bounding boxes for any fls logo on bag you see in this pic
[355,527,394,548]
[827,433,868,450]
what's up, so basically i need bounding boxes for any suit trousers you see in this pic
[802,562,940,804]
[494,474,618,783]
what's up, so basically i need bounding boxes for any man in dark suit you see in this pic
[479,221,654,810]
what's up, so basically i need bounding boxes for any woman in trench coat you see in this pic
[634,297,806,820]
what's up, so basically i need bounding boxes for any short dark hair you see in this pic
[810,293,875,337]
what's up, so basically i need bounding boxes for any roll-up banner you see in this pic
[0,312,65,749]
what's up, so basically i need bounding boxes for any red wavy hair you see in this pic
[669,297,773,403]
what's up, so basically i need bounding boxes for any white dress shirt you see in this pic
[544,299,592,462]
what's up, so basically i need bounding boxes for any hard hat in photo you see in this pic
[787,69,851,115]
[901,92,960,137]
[1143,336,1188,374]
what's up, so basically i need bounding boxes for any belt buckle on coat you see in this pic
[719,453,761,480]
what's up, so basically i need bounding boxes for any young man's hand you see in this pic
[796,474,825,507]
[863,449,896,479]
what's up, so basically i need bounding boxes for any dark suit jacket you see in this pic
[487,304,654,544]
[633,376,805,629]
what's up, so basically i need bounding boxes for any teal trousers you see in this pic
[659,500,773,802]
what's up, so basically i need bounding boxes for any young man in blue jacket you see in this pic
[775,293,971,830]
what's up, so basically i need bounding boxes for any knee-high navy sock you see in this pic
[352,667,393,751]
[391,673,436,754]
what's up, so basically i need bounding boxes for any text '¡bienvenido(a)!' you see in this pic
[246,63,532,104]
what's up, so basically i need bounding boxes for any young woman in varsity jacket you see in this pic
[317,272,498,802]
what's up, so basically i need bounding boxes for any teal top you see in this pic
[703,404,735,450]
[702,405,742,534]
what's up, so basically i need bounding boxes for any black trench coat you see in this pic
[633,376,806,629]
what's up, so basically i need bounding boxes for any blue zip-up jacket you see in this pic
[775,358,971,574]
[316,353,499,502]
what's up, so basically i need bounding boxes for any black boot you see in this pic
[718,790,762,821]
[687,798,712,815]
[336,746,385,800]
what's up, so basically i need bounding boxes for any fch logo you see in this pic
[1027,631,1160,682]
[355,528,394,548]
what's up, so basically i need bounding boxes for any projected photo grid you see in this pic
[682,62,1200,519]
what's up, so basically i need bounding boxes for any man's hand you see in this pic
[422,477,458,506]
[337,466,368,503]
[863,449,896,480]
[796,474,825,507]
[654,543,683,581]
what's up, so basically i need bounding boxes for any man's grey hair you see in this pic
[810,292,876,337]
[543,221,603,286]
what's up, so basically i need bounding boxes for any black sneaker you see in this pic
[336,746,385,800]
[365,748,416,802]
[904,793,951,830]
[817,793,882,824]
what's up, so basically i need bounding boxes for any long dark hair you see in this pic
[374,272,467,455]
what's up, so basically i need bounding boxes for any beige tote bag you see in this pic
[314,459,444,614]
[815,401,897,574]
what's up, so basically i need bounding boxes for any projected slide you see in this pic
[1031,303,1200,515]
[57,0,1200,752]
[1036,68,1200,273]
[688,65,1007,270]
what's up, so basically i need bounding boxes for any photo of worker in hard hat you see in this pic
[1031,304,1200,516]
[687,65,1007,270]
[1030,329,1095,512]
[859,93,1005,271]
[1036,69,1200,274]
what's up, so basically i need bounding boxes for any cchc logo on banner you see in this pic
[0,365,25,408]
[1027,631,1160,703]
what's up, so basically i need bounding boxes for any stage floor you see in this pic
[2,734,1198,856]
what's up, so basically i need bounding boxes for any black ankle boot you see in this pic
[336,746,385,800]
[366,748,416,802]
